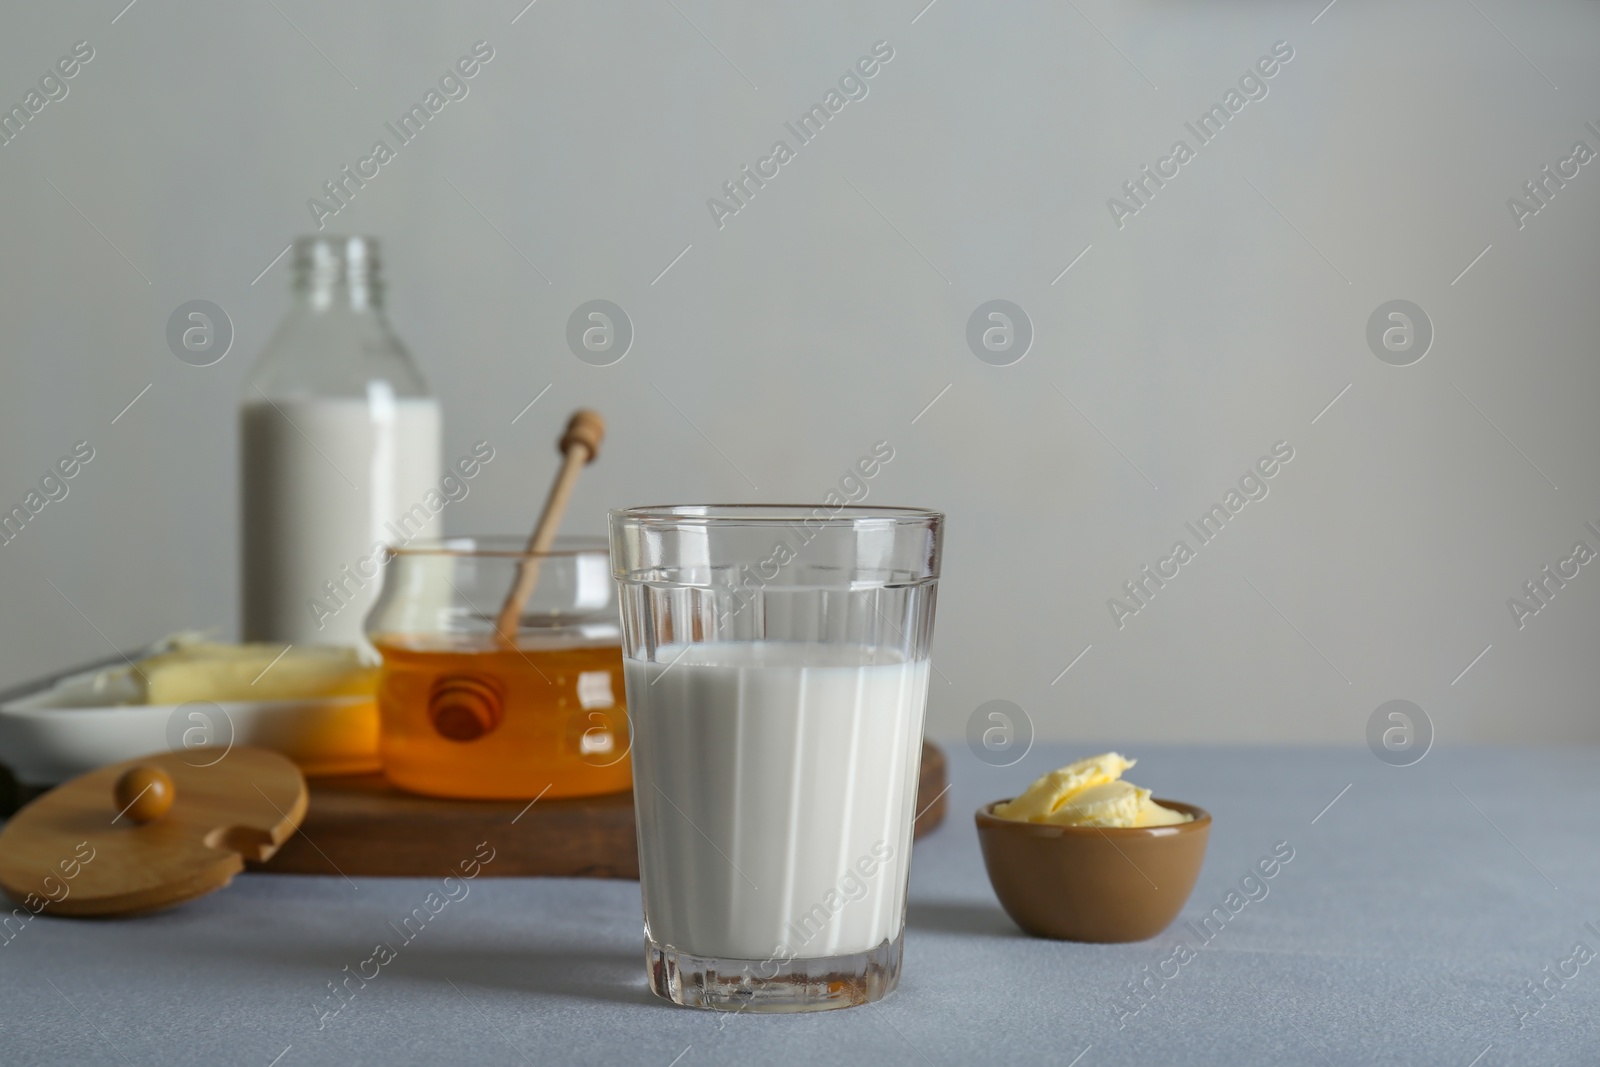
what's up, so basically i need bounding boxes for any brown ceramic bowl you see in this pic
[975,799,1211,942]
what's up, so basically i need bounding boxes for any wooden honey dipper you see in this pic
[493,409,605,641]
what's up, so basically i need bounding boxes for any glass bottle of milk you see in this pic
[240,236,441,650]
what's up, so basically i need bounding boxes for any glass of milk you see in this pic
[240,236,441,651]
[609,504,943,1012]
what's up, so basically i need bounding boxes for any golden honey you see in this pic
[375,634,631,799]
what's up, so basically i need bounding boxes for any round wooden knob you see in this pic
[429,675,504,742]
[114,765,175,824]
[560,409,605,463]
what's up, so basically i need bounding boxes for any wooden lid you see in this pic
[0,747,307,917]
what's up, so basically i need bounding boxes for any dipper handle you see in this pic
[559,409,605,465]
[494,410,605,639]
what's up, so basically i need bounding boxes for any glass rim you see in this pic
[609,504,942,528]
[385,534,608,559]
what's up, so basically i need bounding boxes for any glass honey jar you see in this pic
[365,536,630,799]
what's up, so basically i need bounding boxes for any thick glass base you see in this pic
[646,931,903,1012]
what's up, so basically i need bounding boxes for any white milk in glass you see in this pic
[240,393,440,648]
[627,642,930,961]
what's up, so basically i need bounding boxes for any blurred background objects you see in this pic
[1,0,1596,744]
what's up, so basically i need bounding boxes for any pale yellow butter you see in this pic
[1132,797,1191,827]
[1039,779,1147,827]
[992,752,1135,822]
[995,751,1192,828]
[138,642,376,704]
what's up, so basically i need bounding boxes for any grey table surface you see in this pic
[1,742,1596,1067]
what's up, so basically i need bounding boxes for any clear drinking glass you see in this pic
[609,504,943,1012]
[365,536,631,800]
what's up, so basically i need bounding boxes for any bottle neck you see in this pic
[245,232,431,400]
[292,235,382,311]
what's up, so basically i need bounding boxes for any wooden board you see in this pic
[254,741,948,879]
[0,747,306,916]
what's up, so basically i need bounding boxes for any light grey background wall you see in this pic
[1,1,1597,747]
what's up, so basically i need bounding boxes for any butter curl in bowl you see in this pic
[992,753,1192,828]
[978,753,1208,942]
